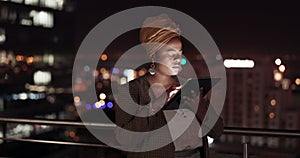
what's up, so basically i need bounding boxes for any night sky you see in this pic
[73,0,300,55]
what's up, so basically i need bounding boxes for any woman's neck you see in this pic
[147,71,176,89]
[147,72,180,99]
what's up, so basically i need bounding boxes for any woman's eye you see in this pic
[167,51,177,57]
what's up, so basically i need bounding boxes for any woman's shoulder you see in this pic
[128,73,150,87]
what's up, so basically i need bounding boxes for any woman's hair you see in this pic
[139,14,181,59]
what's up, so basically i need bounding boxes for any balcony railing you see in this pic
[1,117,300,158]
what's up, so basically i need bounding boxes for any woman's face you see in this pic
[155,37,183,76]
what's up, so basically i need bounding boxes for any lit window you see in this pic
[224,59,255,68]
[10,0,23,3]
[40,0,64,10]
[282,78,290,90]
[33,71,51,85]
[24,0,38,5]
[0,50,6,64]
[20,19,32,26]
[0,28,6,44]
[43,54,54,65]
[30,10,54,28]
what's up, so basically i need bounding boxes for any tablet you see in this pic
[162,77,220,110]
[181,77,221,97]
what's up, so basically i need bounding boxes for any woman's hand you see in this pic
[183,88,224,137]
[182,88,209,120]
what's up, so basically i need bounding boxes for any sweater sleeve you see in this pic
[198,107,224,138]
[194,100,224,138]
[114,81,151,147]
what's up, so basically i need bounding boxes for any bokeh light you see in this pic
[181,58,186,65]
[100,54,108,61]
[279,65,285,72]
[275,58,281,65]
[99,93,106,100]
[107,102,113,108]
[270,99,276,106]
[269,112,275,119]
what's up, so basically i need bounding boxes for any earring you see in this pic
[149,58,155,75]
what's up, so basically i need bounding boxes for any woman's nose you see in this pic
[174,55,182,63]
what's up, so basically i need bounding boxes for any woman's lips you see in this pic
[172,65,181,69]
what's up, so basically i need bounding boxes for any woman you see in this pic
[115,14,223,158]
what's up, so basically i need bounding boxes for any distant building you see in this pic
[219,54,299,149]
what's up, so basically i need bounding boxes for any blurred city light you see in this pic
[275,58,282,66]
[138,69,146,76]
[269,112,275,119]
[270,99,276,106]
[181,58,187,65]
[99,99,105,106]
[107,102,113,108]
[102,72,110,79]
[48,54,54,66]
[20,19,32,26]
[207,136,214,145]
[120,77,127,85]
[0,132,3,144]
[85,104,92,110]
[24,0,39,6]
[42,54,54,65]
[273,70,282,81]
[295,78,300,85]
[73,96,80,103]
[223,59,255,68]
[100,67,107,73]
[19,93,28,100]
[95,102,101,109]
[101,54,108,61]
[278,65,286,72]
[127,69,135,82]
[282,78,290,90]
[11,0,23,3]
[16,55,24,61]
[254,105,260,112]
[100,103,106,109]
[0,28,5,43]
[99,99,106,109]
[93,70,99,77]
[123,69,129,76]
[84,65,90,72]
[111,67,120,74]
[33,71,51,85]
[99,93,106,100]
[69,131,75,138]
[30,10,54,28]
[26,56,34,64]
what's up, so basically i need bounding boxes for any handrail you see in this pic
[1,117,300,137]
[0,116,300,158]
[223,126,300,138]
[0,117,116,128]
[0,137,109,148]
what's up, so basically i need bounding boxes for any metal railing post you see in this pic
[242,136,248,158]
